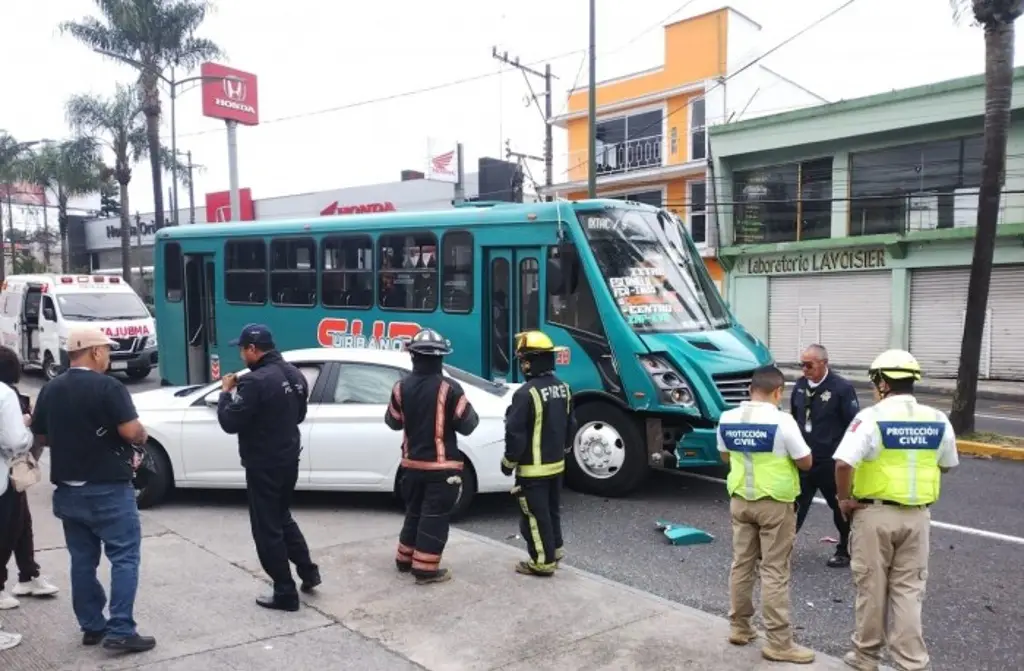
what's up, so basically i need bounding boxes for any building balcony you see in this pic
[594,134,665,176]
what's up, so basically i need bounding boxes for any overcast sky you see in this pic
[1,0,1011,216]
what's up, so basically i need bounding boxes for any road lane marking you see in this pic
[674,471,1024,546]
[975,412,1024,423]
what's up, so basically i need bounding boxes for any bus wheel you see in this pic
[566,402,647,497]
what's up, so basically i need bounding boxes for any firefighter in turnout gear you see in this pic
[386,328,479,585]
[834,350,958,671]
[501,331,578,577]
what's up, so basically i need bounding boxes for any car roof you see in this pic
[281,348,413,368]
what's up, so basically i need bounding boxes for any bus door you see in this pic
[484,247,543,383]
[182,254,218,385]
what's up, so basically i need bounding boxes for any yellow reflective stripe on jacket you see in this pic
[519,460,565,477]
[530,387,543,467]
[513,386,566,479]
[852,399,943,506]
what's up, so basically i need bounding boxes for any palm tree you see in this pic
[20,138,104,271]
[0,131,39,282]
[60,0,222,231]
[67,84,149,284]
[948,0,1023,435]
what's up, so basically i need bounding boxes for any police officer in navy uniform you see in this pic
[501,331,577,577]
[791,344,860,567]
[218,324,320,610]
[386,328,479,585]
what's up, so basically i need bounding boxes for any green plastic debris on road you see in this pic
[655,519,715,546]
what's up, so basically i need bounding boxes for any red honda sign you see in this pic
[320,201,396,216]
[200,63,259,126]
[205,189,255,222]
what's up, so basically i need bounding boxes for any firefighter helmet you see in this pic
[405,328,452,357]
[514,331,566,358]
[868,349,922,382]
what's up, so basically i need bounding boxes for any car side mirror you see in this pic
[42,307,56,322]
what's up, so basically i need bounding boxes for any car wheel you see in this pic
[43,352,62,381]
[126,368,151,382]
[134,441,173,509]
[565,401,648,497]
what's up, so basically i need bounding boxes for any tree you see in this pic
[948,0,1023,435]
[99,175,121,218]
[61,0,222,232]
[20,138,104,271]
[67,84,150,284]
[0,132,43,282]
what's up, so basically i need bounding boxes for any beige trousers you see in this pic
[728,497,797,649]
[849,503,931,671]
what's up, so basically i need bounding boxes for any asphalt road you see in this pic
[17,372,1024,669]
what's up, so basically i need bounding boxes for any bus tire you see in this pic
[135,441,173,510]
[566,401,647,497]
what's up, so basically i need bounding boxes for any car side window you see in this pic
[331,364,406,404]
[295,365,321,394]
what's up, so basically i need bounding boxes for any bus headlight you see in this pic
[638,355,696,408]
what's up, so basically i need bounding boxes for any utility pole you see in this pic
[492,47,555,199]
[453,143,466,205]
[186,151,197,225]
[587,0,597,198]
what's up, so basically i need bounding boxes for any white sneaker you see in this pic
[12,577,59,597]
[0,630,23,650]
[0,591,20,609]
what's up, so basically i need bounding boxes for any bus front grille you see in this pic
[713,371,753,406]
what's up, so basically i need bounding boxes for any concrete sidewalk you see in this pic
[780,366,1024,402]
[1,483,862,671]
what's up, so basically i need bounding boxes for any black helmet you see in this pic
[405,328,452,357]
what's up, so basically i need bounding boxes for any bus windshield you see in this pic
[57,292,150,321]
[578,206,730,333]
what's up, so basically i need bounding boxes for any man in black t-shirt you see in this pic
[32,327,155,653]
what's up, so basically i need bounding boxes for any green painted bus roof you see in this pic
[154,198,651,240]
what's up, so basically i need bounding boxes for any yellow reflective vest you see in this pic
[852,400,945,506]
[721,406,800,503]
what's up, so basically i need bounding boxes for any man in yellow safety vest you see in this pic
[718,364,815,665]
[834,349,959,671]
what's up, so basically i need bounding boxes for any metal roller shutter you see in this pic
[915,266,1024,380]
[768,272,892,367]
[989,266,1024,379]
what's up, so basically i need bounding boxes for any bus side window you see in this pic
[519,258,539,331]
[322,235,373,309]
[270,237,316,307]
[225,239,267,305]
[441,231,473,313]
[378,232,438,312]
[546,247,602,335]
[165,243,183,302]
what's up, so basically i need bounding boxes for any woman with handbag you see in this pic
[0,346,58,611]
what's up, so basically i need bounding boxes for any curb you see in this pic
[781,372,1024,402]
[957,440,1024,461]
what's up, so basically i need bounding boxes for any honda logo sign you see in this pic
[201,63,259,126]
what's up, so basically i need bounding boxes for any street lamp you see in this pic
[93,49,240,226]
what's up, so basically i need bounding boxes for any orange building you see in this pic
[542,6,825,292]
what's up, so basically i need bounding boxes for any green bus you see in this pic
[152,199,772,496]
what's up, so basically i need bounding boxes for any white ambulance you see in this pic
[0,274,157,381]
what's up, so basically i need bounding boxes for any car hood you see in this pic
[132,385,206,411]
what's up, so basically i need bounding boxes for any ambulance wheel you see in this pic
[43,353,62,381]
[566,401,647,497]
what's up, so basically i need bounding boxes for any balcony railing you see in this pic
[594,134,664,176]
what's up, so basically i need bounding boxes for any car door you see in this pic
[178,363,326,486]
[305,362,408,488]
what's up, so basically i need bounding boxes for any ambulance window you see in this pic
[377,232,438,312]
[441,231,473,313]
[225,239,267,304]
[322,235,373,309]
[164,243,183,302]
[270,237,317,307]
[41,296,57,321]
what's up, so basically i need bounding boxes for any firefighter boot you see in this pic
[515,561,555,577]
[554,547,566,568]
[396,560,412,574]
[414,568,452,586]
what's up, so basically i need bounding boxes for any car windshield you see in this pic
[443,364,509,397]
[578,206,730,333]
[57,292,150,321]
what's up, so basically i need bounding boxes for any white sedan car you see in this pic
[131,348,517,517]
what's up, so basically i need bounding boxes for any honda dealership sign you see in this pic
[201,63,259,126]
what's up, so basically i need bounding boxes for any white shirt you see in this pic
[0,384,34,497]
[833,394,959,469]
[717,400,812,461]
